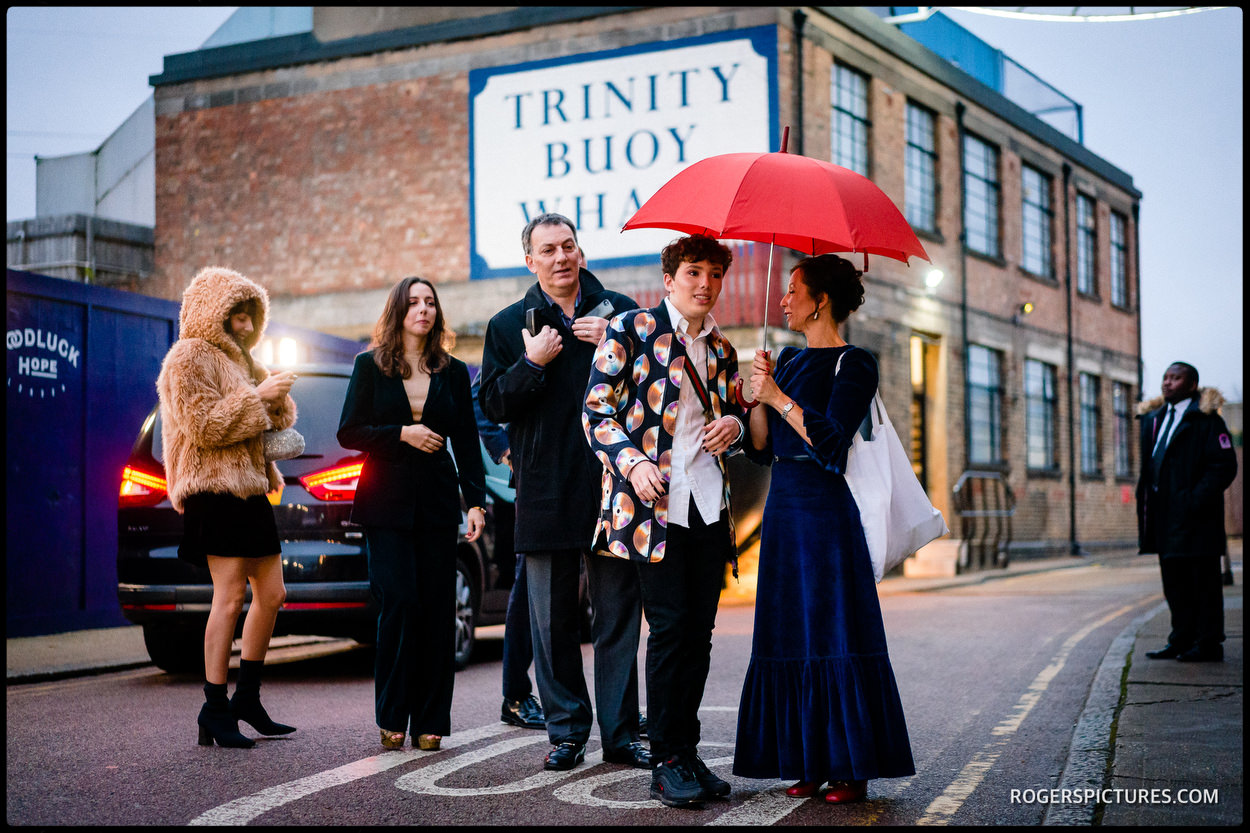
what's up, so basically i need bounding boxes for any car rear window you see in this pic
[152,373,355,474]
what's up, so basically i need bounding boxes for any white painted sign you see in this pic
[469,26,778,278]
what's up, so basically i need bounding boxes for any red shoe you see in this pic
[785,780,823,797]
[824,779,868,804]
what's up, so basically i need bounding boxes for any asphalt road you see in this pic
[5,558,1164,826]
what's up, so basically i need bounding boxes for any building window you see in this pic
[1112,381,1133,478]
[1021,165,1053,277]
[905,102,937,233]
[1109,211,1129,308]
[832,64,870,176]
[1076,193,1097,295]
[963,134,1000,258]
[1025,359,1058,470]
[1079,372,1102,475]
[968,344,1003,464]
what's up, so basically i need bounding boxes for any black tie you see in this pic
[1151,406,1175,479]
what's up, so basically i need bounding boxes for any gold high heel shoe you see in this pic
[380,728,406,750]
[417,734,442,751]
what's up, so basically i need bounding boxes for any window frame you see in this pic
[1024,358,1059,472]
[1079,372,1103,476]
[904,100,938,233]
[1076,192,1098,297]
[1020,164,1054,278]
[967,344,1004,465]
[1109,210,1129,309]
[1112,381,1134,478]
[831,63,871,176]
[963,133,1001,259]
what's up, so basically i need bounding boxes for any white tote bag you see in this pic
[837,352,949,582]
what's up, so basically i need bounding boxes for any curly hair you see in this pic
[370,277,450,378]
[660,234,733,277]
[792,254,865,323]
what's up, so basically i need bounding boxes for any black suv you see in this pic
[117,363,518,672]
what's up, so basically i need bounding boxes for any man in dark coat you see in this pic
[479,213,650,771]
[1136,361,1238,662]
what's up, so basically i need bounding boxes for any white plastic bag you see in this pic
[838,353,948,581]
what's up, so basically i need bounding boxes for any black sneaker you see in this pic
[501,695,546,729]
[690,754,730,798]
[638,711,648,739]
[650,756,706,808]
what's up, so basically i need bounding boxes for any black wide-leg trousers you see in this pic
[365,524,458,736]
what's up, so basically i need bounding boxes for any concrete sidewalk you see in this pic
[6,544,1242,826]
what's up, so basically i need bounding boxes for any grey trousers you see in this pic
[524,548,642,749]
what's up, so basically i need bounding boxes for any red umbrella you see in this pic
[622,126,929,405]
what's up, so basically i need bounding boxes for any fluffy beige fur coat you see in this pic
[156,266,297,512]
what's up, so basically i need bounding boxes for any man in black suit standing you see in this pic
[479,213,650,771]
[1136,361,1238,662]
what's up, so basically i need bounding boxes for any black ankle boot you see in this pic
[231,659,296,736]
[199,682,255,748]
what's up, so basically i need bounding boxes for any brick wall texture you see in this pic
[152,7,1149,555]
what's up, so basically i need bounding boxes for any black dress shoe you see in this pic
[501,695,546,729]
[690,754,730,798]
[1145,644,1187,660]
[602,740,652,769]
[544,741,586,771]
[1177,645,1223,662]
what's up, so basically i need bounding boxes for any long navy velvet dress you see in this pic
[733,344,915,783]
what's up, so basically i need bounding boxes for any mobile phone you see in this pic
[585,299,614,319]
[525,308,539,335]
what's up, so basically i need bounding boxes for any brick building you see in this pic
[147,7,1144,562]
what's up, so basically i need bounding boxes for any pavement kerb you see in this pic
[1042,599,1169,826]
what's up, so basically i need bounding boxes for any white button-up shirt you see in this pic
[664,297,724,528]
[1155,396,1192,455]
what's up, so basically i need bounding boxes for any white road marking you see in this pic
[914,601,1144,826]
[396,734,589,795]
[187,722,514,825]
[188,707,752,824]
[552,748,735,809]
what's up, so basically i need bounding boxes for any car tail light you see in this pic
[120,466,168,508]
[300,461,363,501]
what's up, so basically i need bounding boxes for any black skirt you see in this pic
[178,492,281,567]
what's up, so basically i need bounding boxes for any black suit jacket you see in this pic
[338,351,487,530]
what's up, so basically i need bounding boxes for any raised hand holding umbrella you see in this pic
[622,126,930,406]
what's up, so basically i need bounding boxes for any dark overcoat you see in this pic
[478,268,637,552]
[1136,388,1238,557]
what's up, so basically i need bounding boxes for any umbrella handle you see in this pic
[734,349,771,410]
[734,378,758,409]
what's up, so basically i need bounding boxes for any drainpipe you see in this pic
[792,9,806,156]
[1132,202,1143,395]
[1062,162,1084,556]
[955,102,970,466]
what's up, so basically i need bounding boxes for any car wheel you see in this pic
[453,557,478,670]
[142,623,203,674]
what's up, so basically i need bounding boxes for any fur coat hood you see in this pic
[157,266,297,512]
[1136,387,1226,417]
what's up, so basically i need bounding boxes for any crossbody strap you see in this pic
[685,361,715,422]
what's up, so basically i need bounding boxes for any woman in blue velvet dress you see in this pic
[733,254,914,804]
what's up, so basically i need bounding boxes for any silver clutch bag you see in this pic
[262,427,305,462]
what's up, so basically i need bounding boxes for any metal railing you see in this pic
[952,470,1015,572]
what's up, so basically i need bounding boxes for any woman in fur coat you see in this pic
[157,266,299,748]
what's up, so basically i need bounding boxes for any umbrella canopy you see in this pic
[623,147,929,267]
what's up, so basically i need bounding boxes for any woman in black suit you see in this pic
[338,276,487,752]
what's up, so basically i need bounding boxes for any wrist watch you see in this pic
[780,401,795,420]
